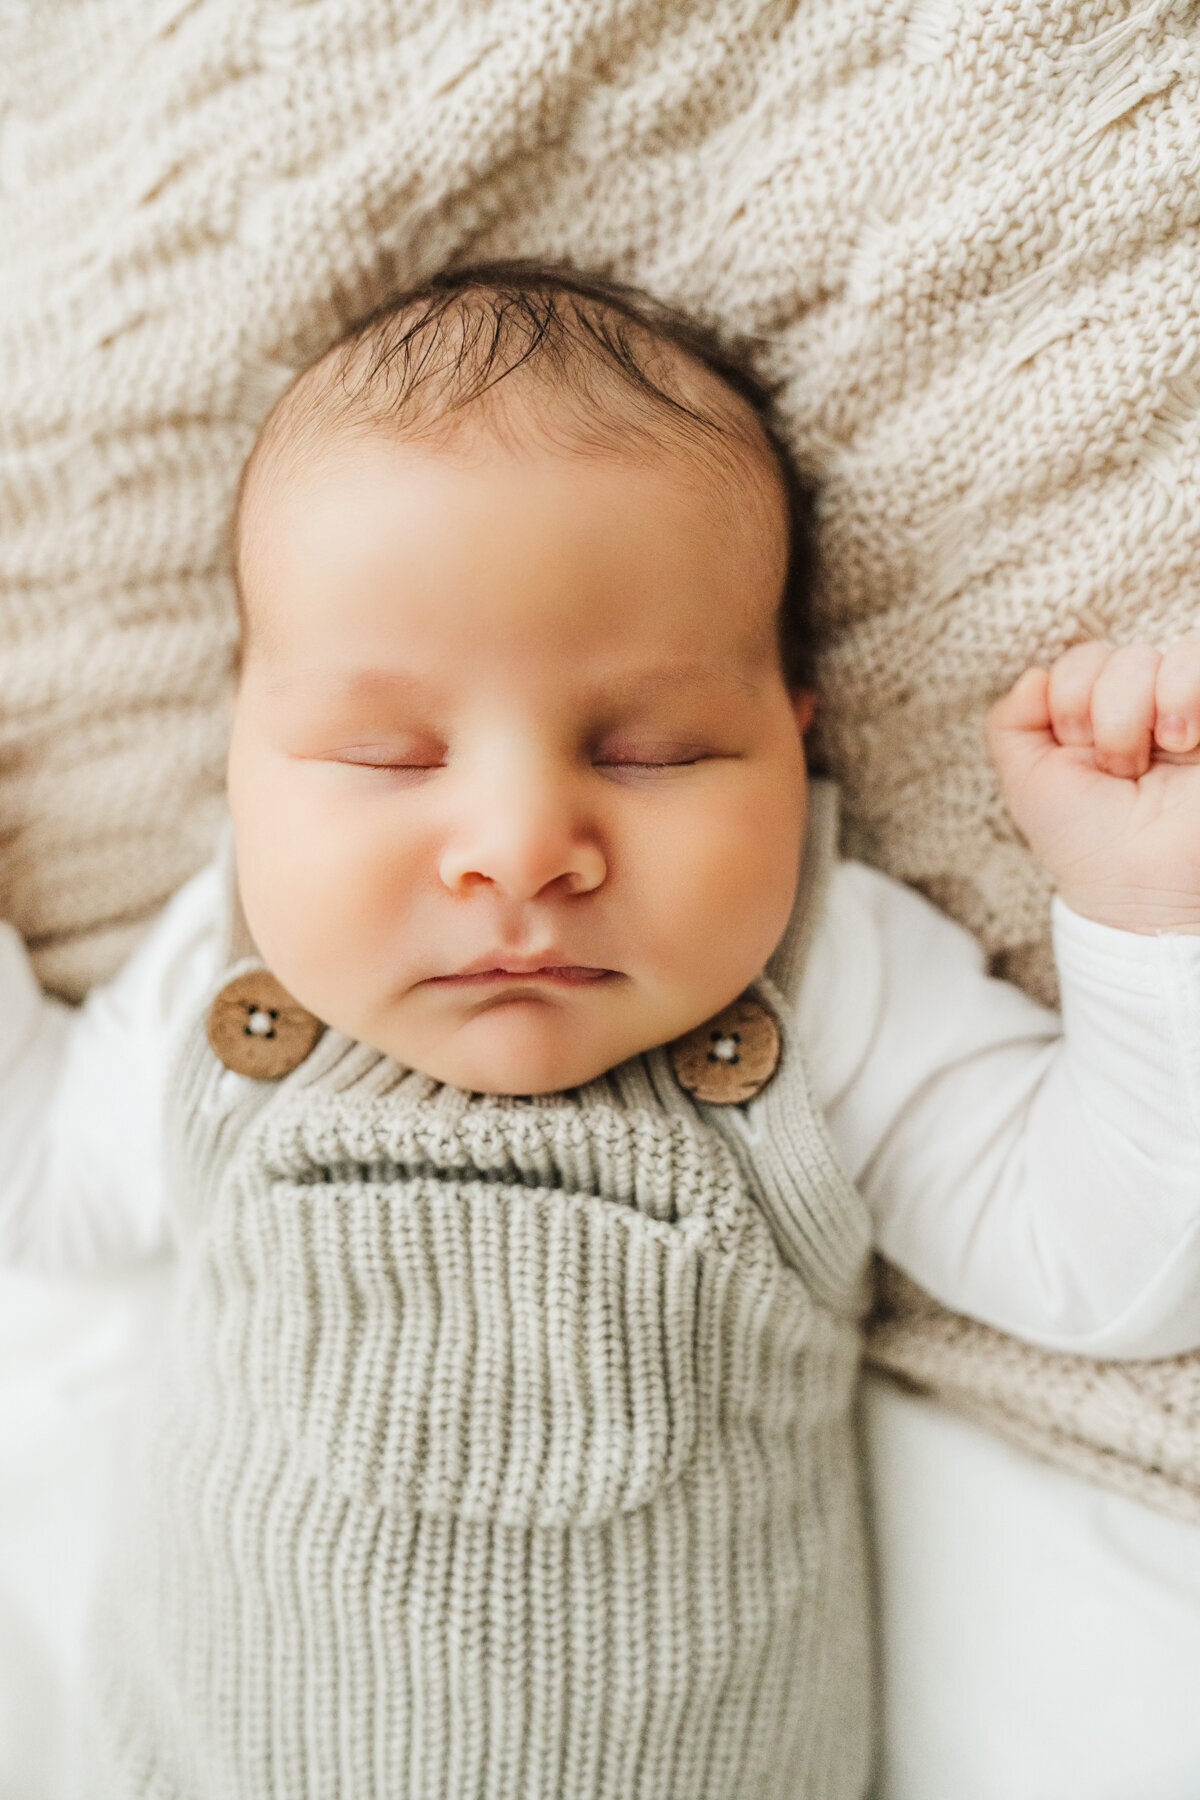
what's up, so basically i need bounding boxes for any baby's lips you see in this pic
[429,965,616,985]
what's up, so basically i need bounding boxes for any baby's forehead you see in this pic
[239,392,786,625]
[235,434,788,703]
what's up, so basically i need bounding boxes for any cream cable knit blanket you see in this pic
[2,0,1200,1514]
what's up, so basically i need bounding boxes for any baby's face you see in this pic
[229,428,811,1094]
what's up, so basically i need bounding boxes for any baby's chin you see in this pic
[371,996,668,1097]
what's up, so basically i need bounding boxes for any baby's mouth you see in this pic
[430,964,617,987]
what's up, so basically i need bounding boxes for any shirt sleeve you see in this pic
[0,864,224,1271]
[791,860,1200,1359]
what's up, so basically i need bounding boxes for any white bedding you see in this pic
[0,1264,168,1800]
[864,1379,1200,1800]
[4,1268,1200,1800]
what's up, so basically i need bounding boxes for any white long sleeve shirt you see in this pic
[4,856,1200,1359]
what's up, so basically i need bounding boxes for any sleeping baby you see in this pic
[5,262,1200,1799]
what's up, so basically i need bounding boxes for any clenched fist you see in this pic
[987,634,1200,935]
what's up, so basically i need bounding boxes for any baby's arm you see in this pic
[803,635,1200,1358]
[0,867,222,1269]
[809,865,1200,1356]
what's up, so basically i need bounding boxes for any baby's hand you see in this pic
[986,634,1200,934]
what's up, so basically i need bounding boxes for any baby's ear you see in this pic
[790,689,817,735]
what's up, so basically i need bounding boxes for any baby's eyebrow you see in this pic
[583,665,762,706]
[264,662,761,705]
[263,669,440,703]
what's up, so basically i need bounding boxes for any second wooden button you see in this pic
[668,995,781,1105]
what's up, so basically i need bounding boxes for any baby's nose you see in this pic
[438,785,606,901]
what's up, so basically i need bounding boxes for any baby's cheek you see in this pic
[631,785,800,991]
[232,783,362,999]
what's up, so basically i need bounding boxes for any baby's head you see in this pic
[229,264,817,1095]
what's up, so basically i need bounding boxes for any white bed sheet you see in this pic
[0,1264,169,1800]
[4,1267,1200,1800]
[865,1377,1200,1800]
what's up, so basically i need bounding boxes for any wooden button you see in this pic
[205,971,323,1080]
[668,995,781,1105]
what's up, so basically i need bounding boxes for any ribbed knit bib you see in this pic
[86,786,874,1800]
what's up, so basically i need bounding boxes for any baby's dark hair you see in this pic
[236,261,817,689]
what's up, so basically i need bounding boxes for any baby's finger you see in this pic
[1046,641,1111,746]
[1090,644,1161,778]
[1154,631,1200,753]
[985,666,1053,789]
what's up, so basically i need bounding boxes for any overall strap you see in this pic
[163,826,316,1240]
[765,778,840,1008]
[669,780,873,1317]
[205,822,258,967]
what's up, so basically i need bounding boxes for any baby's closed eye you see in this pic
[298,731,448,775]
[593,742,722,771]
[333,747,446,770]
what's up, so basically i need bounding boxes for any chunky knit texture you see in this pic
[5,0,1200,1531]
[86,789,877,1800]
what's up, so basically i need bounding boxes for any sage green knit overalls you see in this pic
[88,783,874,1799]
